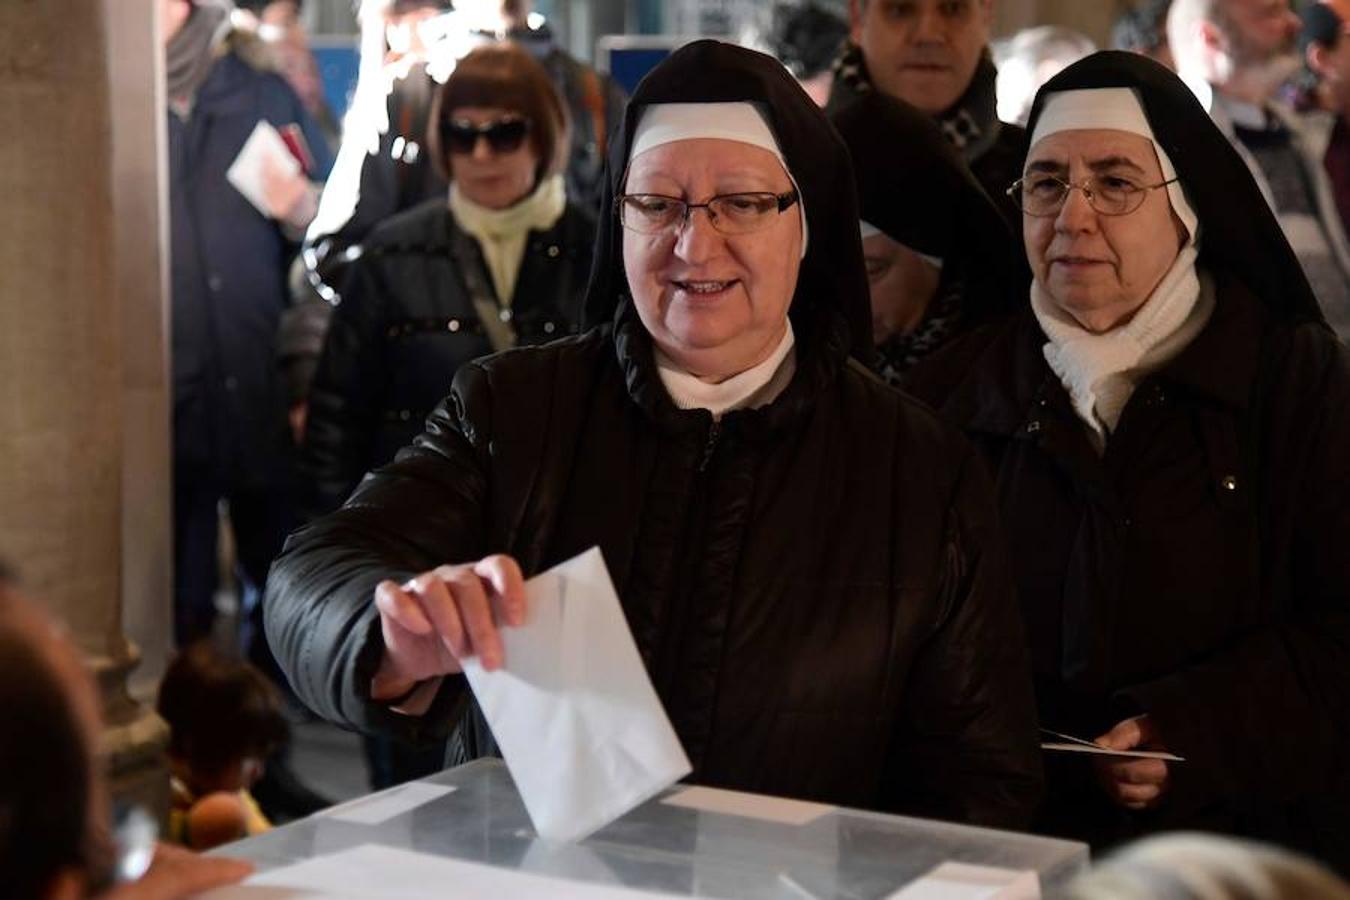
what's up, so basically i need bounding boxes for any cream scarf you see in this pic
[448,173,566,305]
[655,322,797,420]
[1032,245,1214,452]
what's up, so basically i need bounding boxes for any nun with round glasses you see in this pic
[913,51,1350,866]
[265,39,1042,829]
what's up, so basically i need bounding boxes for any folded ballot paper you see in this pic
[461,547,692,842]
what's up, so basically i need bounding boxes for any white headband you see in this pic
[858,220,943,270]
[628,102,808,256]
[1029,87,1199,244]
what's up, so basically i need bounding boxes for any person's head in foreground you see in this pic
[829,89,1018,382]
[0,576,252,899]
[1059,832,1350,900]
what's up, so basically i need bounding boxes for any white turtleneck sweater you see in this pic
[655,322,797,419]
[1032,245,1214,452]
[448,173,567,304]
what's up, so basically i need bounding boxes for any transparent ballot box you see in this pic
[215,759,1088,898]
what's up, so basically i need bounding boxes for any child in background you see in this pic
[157,642,288,850]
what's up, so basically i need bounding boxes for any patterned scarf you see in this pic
[874,273,965,387]
[832,41,1001,163]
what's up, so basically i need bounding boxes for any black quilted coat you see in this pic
[300,196,595,516]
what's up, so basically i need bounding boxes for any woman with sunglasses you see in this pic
[300,43,596,522]
[912,52,1350,867]
[266,41,1043,829]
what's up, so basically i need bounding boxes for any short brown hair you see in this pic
[158,642,288,781]
[427,42,570,185]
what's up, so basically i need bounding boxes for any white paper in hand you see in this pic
[462,547,691,843]
[226,120,300,217]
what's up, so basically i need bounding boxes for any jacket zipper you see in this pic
[698,419,722,472]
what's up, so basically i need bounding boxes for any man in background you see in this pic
[1300,1,1350,234]
[767,2,850,106]
[1113,0,1175,69]
[828,0,1022,223]
[1169,0,1350,336]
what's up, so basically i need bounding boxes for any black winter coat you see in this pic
[266,300,1044,831]
[301,196,595,516]
[169,46,333,486]
[910,274,1350,867]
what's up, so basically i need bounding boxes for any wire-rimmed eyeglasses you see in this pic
[1007,173,1178,217]
[617,191,799,236]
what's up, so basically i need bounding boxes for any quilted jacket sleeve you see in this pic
[299,258,390,519]
[884,442,1044,830]
[266,362,497,743]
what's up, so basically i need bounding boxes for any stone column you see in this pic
[0,0,170,818]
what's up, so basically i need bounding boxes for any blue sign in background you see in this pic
[313,41,361,119]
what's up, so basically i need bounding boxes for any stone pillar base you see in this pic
[92,641,171,827]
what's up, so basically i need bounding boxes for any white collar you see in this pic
[655,323,796,419]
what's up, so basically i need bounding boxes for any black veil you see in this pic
[581,40,874,358]
[1025,51,1323,324]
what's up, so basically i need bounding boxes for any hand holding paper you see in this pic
[226,121,317,228]
[371,555,526,701]
[1092,715,1173,811]
[461,548,692,843]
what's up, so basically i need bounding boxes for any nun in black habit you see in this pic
[829,92,1022,386]
[912,51,1350,868]
[263,39,1044,829]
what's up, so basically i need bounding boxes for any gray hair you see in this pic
[1167,0,1228,74]
[1057,833,1350,900]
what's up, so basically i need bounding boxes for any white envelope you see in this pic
[226,120,300,217]
[462,547,692,843]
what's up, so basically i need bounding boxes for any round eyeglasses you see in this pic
[617,191,800,236]
[1007,174,1179,217]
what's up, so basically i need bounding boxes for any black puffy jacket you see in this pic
[266,296,1044,830]
[300,196,595,516]
[910,278,1350,867]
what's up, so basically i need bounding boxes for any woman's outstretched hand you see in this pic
[370,555,527,703]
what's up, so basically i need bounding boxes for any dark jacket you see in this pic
[300,196,595,516]
[909,275,1350,865]
[266,295,1043,830]
[169,44,333,485]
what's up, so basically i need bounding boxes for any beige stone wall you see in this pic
[0,0,169,818]
[109,0,174,703]
[0,0,122,655]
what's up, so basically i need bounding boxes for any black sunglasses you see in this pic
[443,117,530,155]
